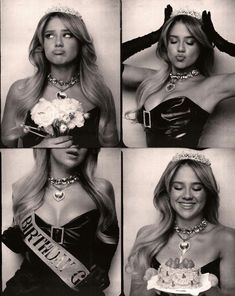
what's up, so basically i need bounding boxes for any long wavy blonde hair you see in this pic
[16,12,117,146]
[12,149,118,244]
[136,14,214,110]
[127,158,219,278]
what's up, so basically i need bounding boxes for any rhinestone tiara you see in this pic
[45,5,82,18]
[171,151,211,166]
[171,9,202,20]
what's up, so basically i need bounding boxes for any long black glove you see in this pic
[202,11,235,56]
[76,265,109,295]
[122,4,173,62]
[2,226,27,253]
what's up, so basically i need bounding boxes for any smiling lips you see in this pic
[53,50,65,55]
[179,202,196,209]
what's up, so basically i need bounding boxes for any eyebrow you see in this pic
[169,35,195,39]
[172,181,202,184]
[44,29,71,33]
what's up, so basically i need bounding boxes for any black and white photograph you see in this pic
[2,1,235,296]
[1,148,121,296]
[1,0,120,148]
[123,148,235,295]
[122,0,235,148]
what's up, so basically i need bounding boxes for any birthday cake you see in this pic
[157,258,202,289]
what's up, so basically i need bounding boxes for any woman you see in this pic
[122,5,235,147]
[126,151,235,296]
[2,148,119,295]
[1,6,118,148]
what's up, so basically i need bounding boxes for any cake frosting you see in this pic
[157,258,202,289]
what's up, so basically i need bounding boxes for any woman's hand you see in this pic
[143,268,161,295]
[164,4,173,23]
[33,135,73,148]
[2,226,27,253]
[208,273,219,288]
[77,265,109,295]
[122,4,173,63]
[202,11,216,44]
[202,10,235,56]
[143,268,158,281]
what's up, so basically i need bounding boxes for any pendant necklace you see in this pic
[47,73,80,99]
[176,232,193,263]
[165,69,200,93]
[48,175,79,202]
[174,218,208,262]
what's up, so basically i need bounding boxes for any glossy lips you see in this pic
[178,201,196,210]
[66,148,79,158]
[176,55,185,62]
[53,50,65,55]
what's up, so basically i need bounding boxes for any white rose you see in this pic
[84,113,90,119]
[52,98,83,114]
[59,123,68,134]
[31,98,58,127]
[71,111,85,128]
[67,122,76,129]
[59,112,71,123]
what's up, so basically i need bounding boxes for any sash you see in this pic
[19,213,90,291]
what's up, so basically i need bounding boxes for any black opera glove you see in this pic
[122,4,173,62]
[2,226,27,253]
[77,265,109,295]
[202,10,235,56]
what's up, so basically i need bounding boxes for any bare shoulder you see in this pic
[9,78,28,92]
[214,224,235,246]
[95,177,114,196]
[7,78,28,102]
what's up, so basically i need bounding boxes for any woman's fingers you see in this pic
[143,267,158,281]
[51,136,72,144]
[34,136,73,147]
[164,4,173,22]
[208,273,219,287]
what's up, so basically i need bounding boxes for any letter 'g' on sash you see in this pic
[20,213,90,291]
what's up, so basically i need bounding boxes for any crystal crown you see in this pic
[171,151,211,166]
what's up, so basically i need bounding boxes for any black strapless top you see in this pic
[22,107,100,148]
[137,97,209,147]
[3,210,119,296]
[151,257,220,296]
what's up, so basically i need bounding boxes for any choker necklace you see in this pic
[47,73,80,99]
[165,69,200,93]
[174,218,208,262]
[48,175,79,202]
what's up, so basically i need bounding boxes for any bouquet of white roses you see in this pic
[28,98,89,137]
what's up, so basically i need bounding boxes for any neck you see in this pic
[49,161,77,179]
[171,65,197,75]
[175,216,204,229]
[50,64,78,81]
